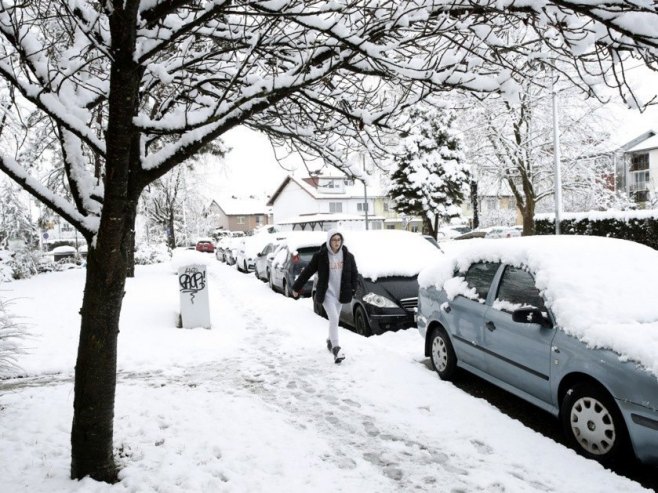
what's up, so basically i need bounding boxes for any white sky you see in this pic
[0,251,652,492]
[197,70,658,201]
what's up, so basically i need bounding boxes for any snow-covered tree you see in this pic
[388,107,470,239]
[0,180,38,249]
[462,75,623,235]
[0,1,656,482]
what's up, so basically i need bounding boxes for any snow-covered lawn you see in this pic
[0,260,651,492]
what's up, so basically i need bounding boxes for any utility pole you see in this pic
[362,153,369,230]
[552,71,562,235]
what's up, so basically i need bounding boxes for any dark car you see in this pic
[195,239,215,253]
[269,232,326,297]
[312,230,442,336]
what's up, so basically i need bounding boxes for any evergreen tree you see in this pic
[388,107,470,239]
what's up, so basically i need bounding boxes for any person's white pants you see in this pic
[323,294,342,348]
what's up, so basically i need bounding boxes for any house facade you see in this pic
[267,175,387,230]
[206,197,271,233]
[618,130,658,207]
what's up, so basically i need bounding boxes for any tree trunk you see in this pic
[71,199,137,481]
[125,219,135,278]
[470,181,479,229]
[71,4,140,481]
[520,195,536,236]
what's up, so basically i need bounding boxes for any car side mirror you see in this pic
[512,307,549,326]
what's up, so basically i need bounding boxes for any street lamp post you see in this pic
[552,72,562,235]
[362,153,369,230]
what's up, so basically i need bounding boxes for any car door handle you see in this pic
[486,321,496,332]
[442,303,451,313]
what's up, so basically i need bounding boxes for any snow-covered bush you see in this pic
[0,295,26,377]
[135,243,171,265]
[0,250,41,281]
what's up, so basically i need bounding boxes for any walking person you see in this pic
[292,229,359,363]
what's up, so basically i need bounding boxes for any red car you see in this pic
[195,240,215,253]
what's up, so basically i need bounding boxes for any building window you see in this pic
[329,202,343,213]
[383,202,389,212]
[357,202,368,212]
[237,216,245,224]
[630,153,649,172]
[484,197,497,211]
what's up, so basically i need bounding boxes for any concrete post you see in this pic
[178,264,211,329]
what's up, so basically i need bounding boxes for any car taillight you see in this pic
[291,254,300,264]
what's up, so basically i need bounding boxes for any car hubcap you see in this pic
[569,396,615,455]
[432,336,447,372]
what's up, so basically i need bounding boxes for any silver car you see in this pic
[416,236,658,466]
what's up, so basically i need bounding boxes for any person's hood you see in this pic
[326,229,344,253]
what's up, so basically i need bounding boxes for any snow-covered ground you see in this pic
[0,259,653,492]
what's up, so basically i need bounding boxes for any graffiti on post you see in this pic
[179,266,206,304]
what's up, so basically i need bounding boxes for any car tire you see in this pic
[265,269,270,283]
[243,261,248,273]
[560,382,628,464]
[354,305,372,337]
[429,327,457,381]
[269,273,275,291]
[283,280,291,298]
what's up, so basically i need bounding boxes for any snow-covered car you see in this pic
[236,232,288,273]
[313,230,443,336]
[416,235,658,466]
[254,241,282,282]
[484,226,521,239]
[270,231,326,297]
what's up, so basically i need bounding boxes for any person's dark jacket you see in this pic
[292,244,358,303]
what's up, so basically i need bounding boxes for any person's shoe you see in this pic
[326,339,333,352]
[332,346,345,364]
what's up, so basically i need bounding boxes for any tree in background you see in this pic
[0,1,656,482]
[388,106,470,239]
[0,180,38,249]
[462,74,623,235]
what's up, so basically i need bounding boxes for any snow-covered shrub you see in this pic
[0,250,41,281]
[135,243,171,265]
[0,296,26,377]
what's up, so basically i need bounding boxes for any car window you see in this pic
[463,262,500,301]
[494,266,546,312]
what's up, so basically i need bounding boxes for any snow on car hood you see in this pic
[418,235,658,378]
[344,230,443,281]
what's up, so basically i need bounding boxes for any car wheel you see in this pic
[354,305,372,337]
[243,261,248,272]
[283,280,291,298]
[265,269,270,283]
[560,383,628,464]
[269,273,275,291]
[429,327,457,381]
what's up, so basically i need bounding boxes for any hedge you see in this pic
[534,210,658,250]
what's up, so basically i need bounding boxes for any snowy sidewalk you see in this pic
[0,261,651,492]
